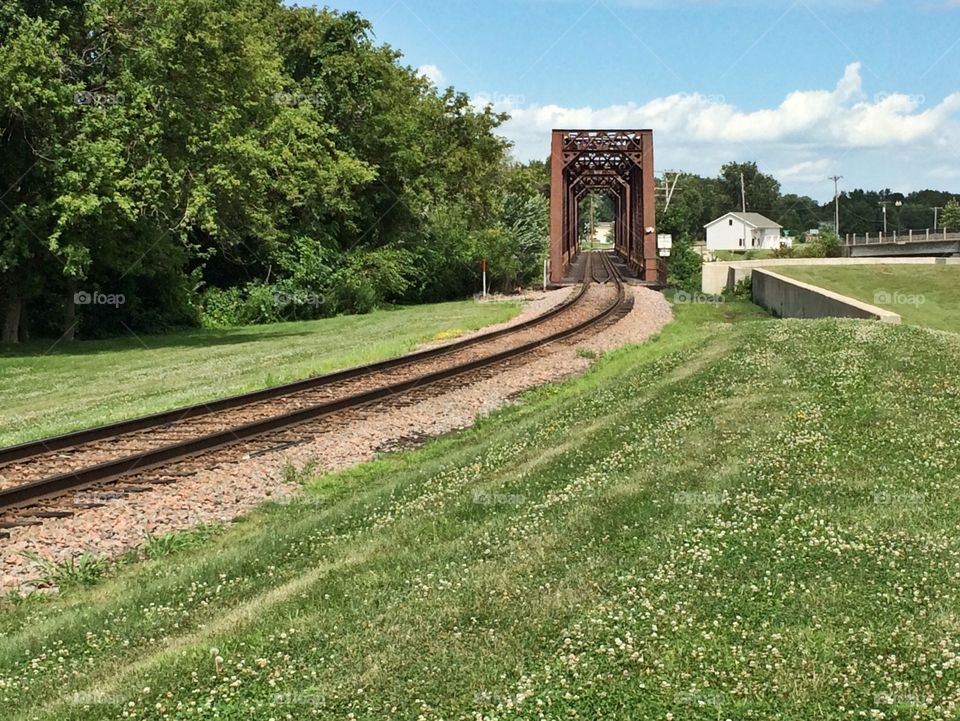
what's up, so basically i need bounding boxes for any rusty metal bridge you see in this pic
[549,129,663,285]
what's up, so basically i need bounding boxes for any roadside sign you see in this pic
[657,233,673,249]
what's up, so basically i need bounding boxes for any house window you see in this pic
[729,219,733,226]
[739,237,745,247]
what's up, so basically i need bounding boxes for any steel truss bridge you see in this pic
[549,129,663,284]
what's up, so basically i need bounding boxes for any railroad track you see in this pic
[0,251,627,526]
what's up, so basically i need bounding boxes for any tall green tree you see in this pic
[1,1,525,341]
[719,161,781,216]
[943,199,960,232]
[774,194,823,238]
[0,6,79,342]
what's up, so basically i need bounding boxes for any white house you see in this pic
[704,212,788,251]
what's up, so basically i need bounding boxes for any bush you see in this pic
[500,192,548,288]
[818,232,841,257]
[772,243,794,259]
[475,228,523,293]
[790,231,841,259]
[408,209,480,303]
[329,248,414,315]
[199,283,287,328]
[667,236,703,293]
[199,286,247,328]
[409,197,547,302]
[199,247,415,327]
[731,275,752,300]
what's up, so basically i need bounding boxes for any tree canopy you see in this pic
[656,164,958,243]
[943,199,960,232]
[0,0,547,342]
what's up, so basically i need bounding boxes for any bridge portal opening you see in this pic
[578,192,616,248]
[549,129,662,284]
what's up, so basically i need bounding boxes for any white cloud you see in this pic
[487,63,960,197]
[417,64,445,86]
[777,159,835,183]
[495,63,960,153]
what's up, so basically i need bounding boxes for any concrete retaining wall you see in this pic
[751,269,901,323]
[702,256,960,295]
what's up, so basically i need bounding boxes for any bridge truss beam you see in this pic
[549,129,661,284]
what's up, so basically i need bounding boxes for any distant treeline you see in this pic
[655,161,960,242]
[0,1,549,342]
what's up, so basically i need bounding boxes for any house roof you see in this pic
[704,212,782,229]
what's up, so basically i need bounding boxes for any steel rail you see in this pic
[1,253,624,512]
[0,269,591,467]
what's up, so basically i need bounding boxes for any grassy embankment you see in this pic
[0,299,520,447]
[4,296,960,719]
[772,264,960,333]
[711,248,777,261]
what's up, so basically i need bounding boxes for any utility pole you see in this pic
[740,172,749,248]
[828,175,842,234]
[933,206,942,230]
[662,171,683,212]
[880,201,888,233]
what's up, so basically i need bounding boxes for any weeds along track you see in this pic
[0,251,626,521]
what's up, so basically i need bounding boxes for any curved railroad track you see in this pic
[0,251,627,523]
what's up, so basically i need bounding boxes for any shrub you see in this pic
[730,275,752,300]
[199,283,286,327]
[198,286,247,328]
[667,236,703,293]
[330,248,414,314]
[500,192,548,287]
[818,232,841,257]
[790,231,841,259]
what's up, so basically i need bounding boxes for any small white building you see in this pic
[704,212,788,251]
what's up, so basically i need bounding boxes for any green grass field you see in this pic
[0,300,520,447]
[711,248,777,261]
[772,264,960,333]
[6,298,960,719]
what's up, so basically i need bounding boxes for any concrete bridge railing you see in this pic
[845,230,960,246]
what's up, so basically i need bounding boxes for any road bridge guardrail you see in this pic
[845,229,960,246]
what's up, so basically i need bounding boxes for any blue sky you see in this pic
[316,0,960,201]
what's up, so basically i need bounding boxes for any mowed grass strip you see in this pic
[0,300,520,447]
[5,299,960,719]
[771,264,960,333]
